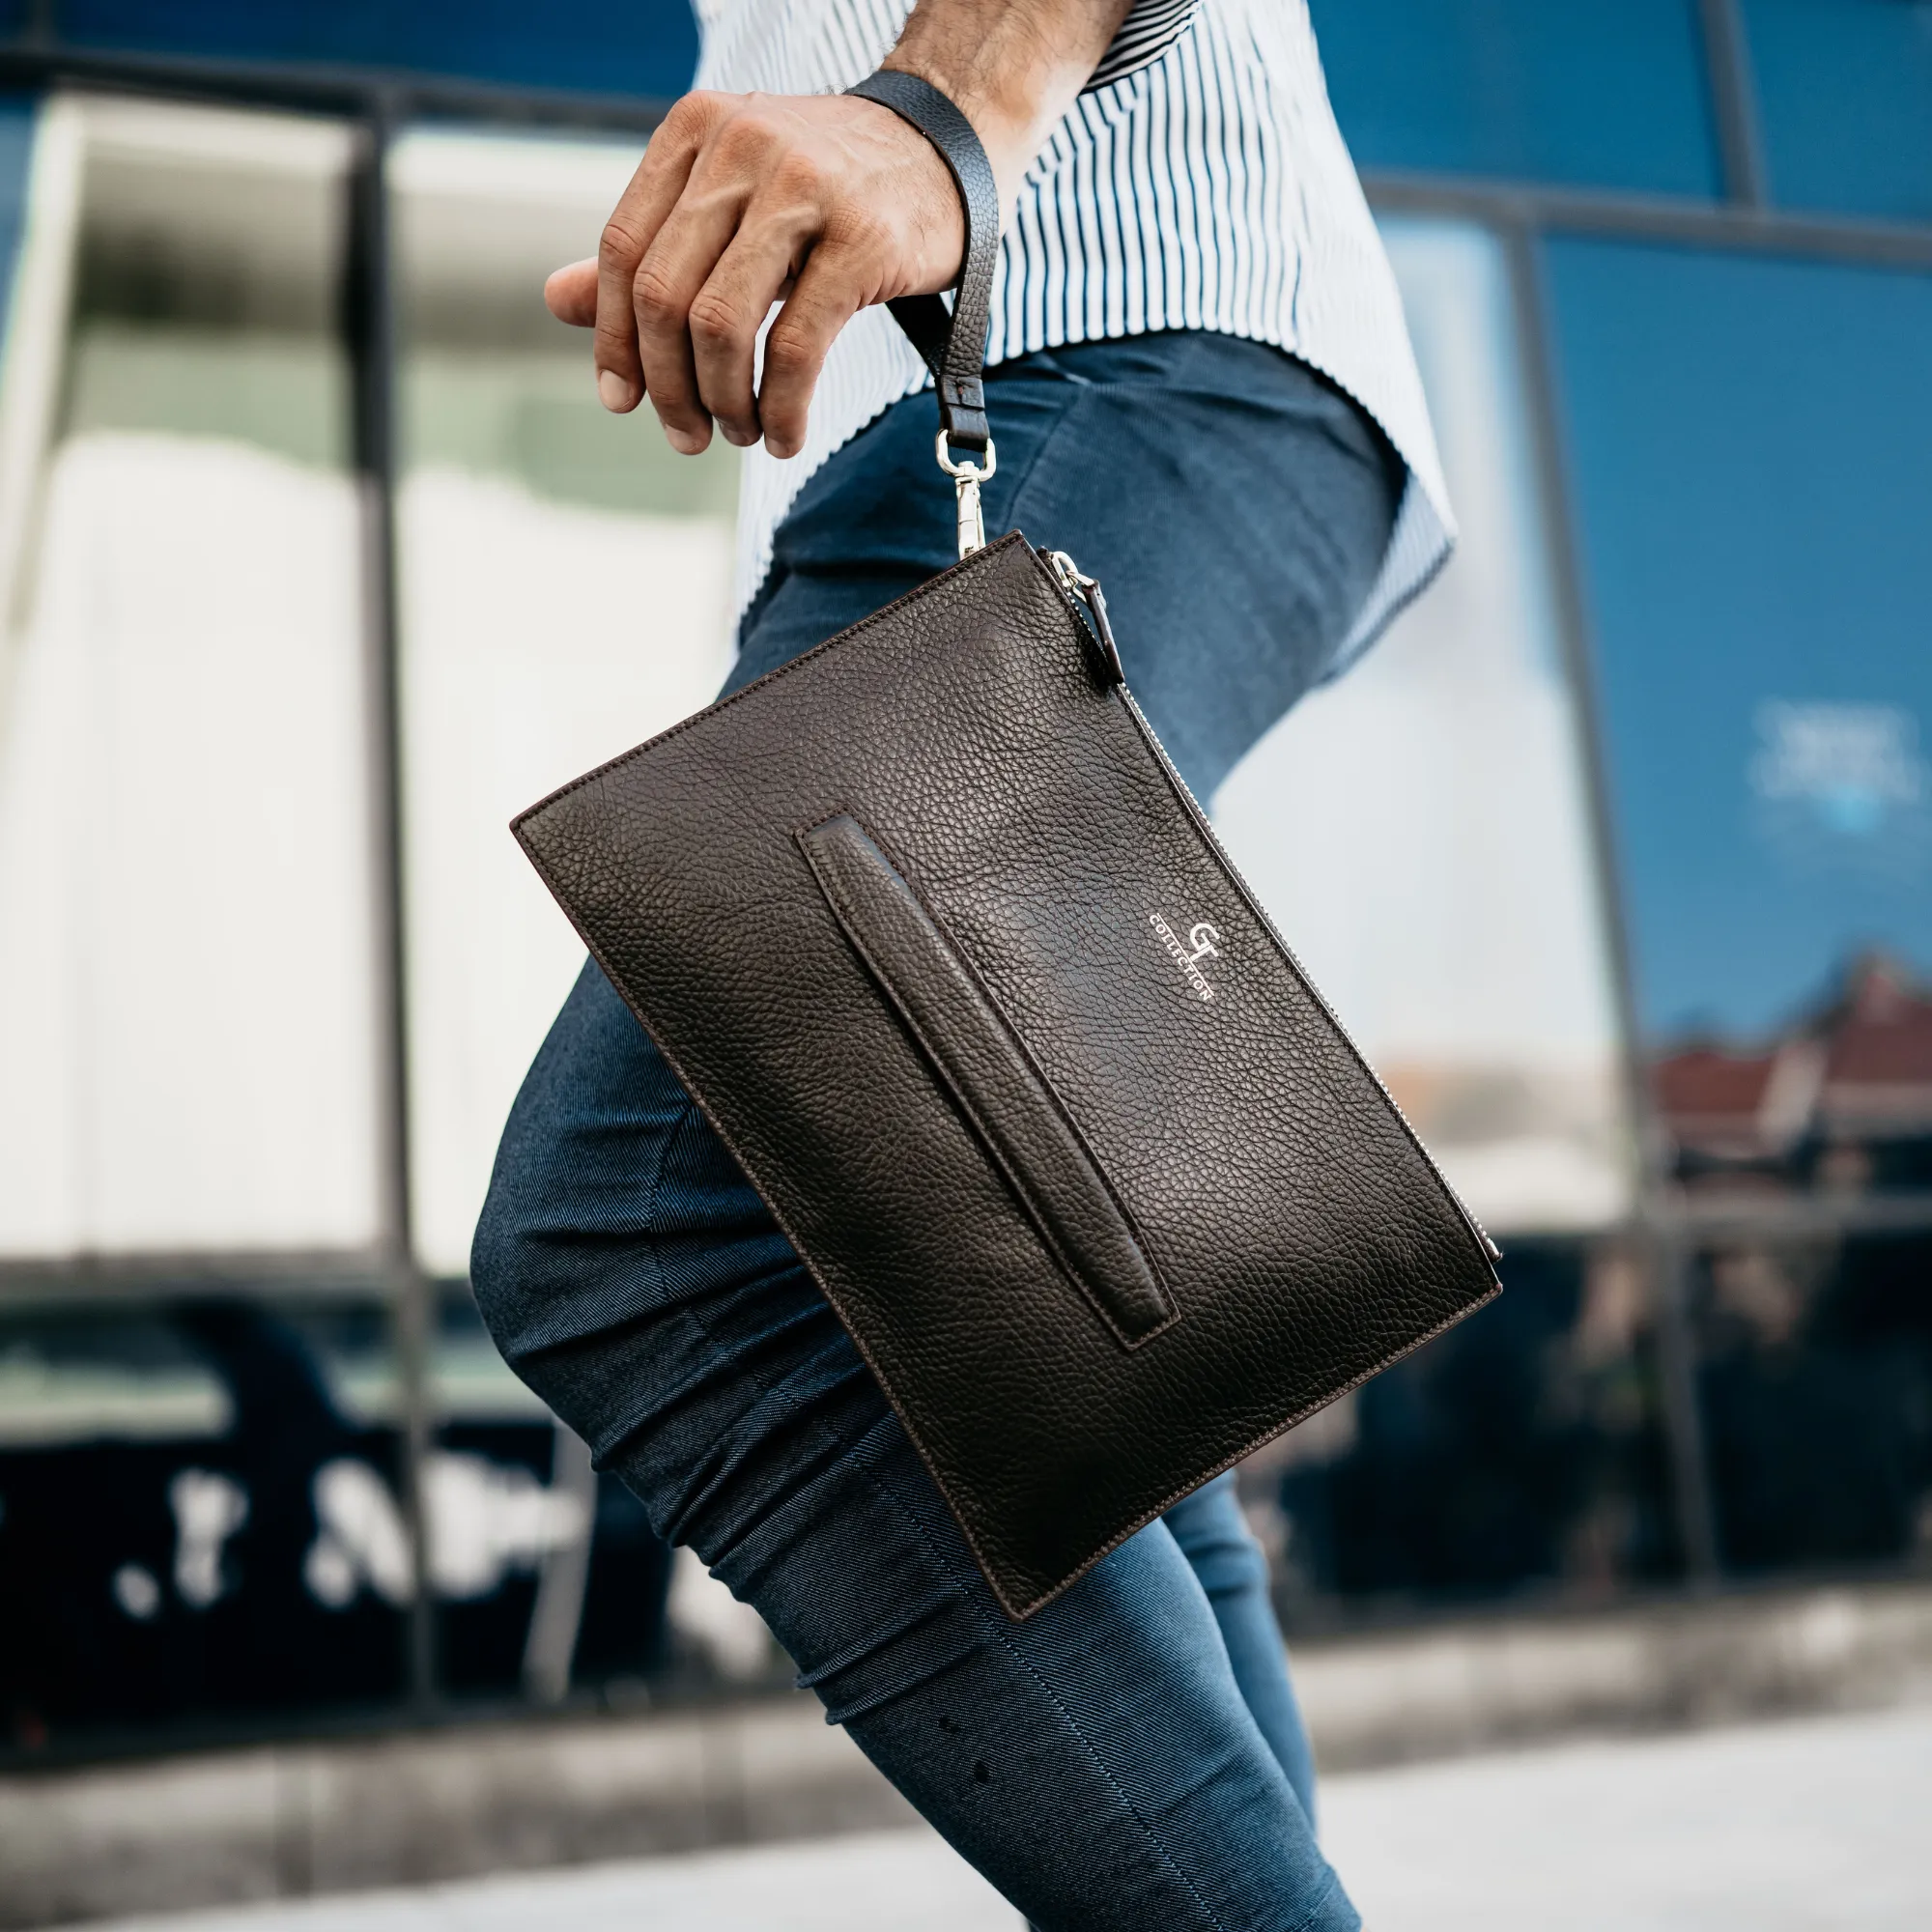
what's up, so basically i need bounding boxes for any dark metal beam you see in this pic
[0,1252,390,1305]
[1501,222,1725,1588]
[1696,0,1769,209]
[1366,171,1932,270]
[344,94,438,1715]
[1648,1227,1724,1582]
[1665,1193,1932,1241]
[2,36,1924,266]
[9,1188,1924,1310]
[4,37,1925,271]
[0,41,670,135]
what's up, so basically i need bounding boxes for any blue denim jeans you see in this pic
[473,331,1400,1930]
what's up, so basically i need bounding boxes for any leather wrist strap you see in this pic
[846,69,999,453]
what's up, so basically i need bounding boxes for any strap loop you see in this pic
[846,70,1000,453]
[934,430,997,557]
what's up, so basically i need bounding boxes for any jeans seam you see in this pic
[1282,1864,1350,1932]
[855,1453,1236,1932]
[634,1095,705,1305]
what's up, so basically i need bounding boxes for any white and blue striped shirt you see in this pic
[696,0,1451,666]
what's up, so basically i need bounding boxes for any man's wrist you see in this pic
[881,0,1134,209]
[876,48,1043,206]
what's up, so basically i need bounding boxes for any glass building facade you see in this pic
[0,0,1927,1754]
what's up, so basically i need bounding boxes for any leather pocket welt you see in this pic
[799,813,1175,1348]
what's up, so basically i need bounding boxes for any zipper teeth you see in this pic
[1039,541,1500,1263]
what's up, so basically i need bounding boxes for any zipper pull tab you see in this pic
[1047,550,1125,685]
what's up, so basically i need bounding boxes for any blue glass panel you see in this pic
[0,95,35,327]
[1744,0,1932,222]
[1543,241,1932,1044]
[1308,0,1721,197]
[55,0,699,99]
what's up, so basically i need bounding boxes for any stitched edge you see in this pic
[1020,526,1496,1271]
[1004,1279,1504,1619]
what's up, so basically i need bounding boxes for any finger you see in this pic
[544,258,597,327]
[756,249,863,460]
[633,182,756,454]
[688,222,809,447]
[593,99,717,412]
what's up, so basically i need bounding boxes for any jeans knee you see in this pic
[1190,1526,1270,1603]
[467,1139,553,1369]
[467,1177,516,1332]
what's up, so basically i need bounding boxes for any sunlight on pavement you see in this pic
[1326,1705,1932,1932]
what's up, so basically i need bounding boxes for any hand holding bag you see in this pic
[511,72,1501,1619]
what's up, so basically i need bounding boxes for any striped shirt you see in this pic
[696,0,1451,668]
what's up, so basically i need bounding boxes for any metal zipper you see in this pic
[1038,543,1503,1266]
[1046,549,1125,684]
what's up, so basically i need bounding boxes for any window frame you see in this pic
[0,9,1925,1729]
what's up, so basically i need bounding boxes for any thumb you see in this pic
[545,257,599,327]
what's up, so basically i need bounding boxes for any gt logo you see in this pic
[1149,912,1222,1002]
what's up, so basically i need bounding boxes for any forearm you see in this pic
[884,0,1137,208]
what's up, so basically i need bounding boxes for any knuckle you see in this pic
[713,112,777,170]
[594,326,637,368]
[600,213,644,266]
[631,262,684,328]
[651,391,698,432]
[762,324,816,380]
[664,90,723,138]
[686,289,745,351]
[769,149,824,202]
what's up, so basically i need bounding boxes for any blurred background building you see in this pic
[0,0,1927,1764]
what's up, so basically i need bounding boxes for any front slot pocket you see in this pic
[798,812,1174,1347]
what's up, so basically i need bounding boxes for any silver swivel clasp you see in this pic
[935,430,997,559]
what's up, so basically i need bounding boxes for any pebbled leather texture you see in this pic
[798,811,1175,1347]
[845,70,999,452]
[513,532,1503,1619]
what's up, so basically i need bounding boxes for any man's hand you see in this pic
[545,0,1135,459]
[545,91,965,460]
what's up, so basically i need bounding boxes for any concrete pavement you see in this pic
[14,1577,1932,1927]
[77,1705,1932,1932]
